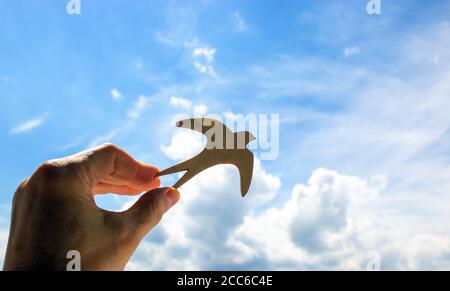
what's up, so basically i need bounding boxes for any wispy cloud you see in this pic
[10,114,47,135]
[343,46,360,57]
[127,95,150,119]
[89,128,122,148]
[232,11,247,31]
[58,136,86,152]
[89,94,152,147]
[0,76,11,83]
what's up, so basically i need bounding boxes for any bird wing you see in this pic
[177,118,233,136]
[232,149,254,197]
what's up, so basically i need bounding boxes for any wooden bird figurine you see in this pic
[157,118,256,197]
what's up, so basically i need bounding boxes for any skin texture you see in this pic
[3,144,180,271]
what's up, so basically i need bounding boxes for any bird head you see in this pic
[176,118,214,130]
[175,118,193,129]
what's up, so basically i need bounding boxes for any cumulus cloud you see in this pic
[111,88,122,101]
[193,47,216,63]
[10,114,47,135]
[167,95,207,116]
[126,159,450,270]
[193,47,217,77]
[170,96,192,109]
[227,169,450,270]
[161,130,205,161]
[127,159,281,270]
[227,168,381,269]
[128,125,281,270]
[193,104,207,116]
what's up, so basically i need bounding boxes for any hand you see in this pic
[3,144,180,271]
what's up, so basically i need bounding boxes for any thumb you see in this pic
[124,187,180,237]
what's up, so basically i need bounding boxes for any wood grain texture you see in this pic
[157,118,256,197]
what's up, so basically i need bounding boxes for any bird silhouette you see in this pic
[157,118,256,197]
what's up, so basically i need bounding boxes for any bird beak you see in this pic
[250,133,256,142]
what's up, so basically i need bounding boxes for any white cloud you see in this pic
[127,95,150,119]
[388,234,450,270]
[10,114,47,135]
[161,130,205,161]
[193,47,216,63]
[194,62,216,77]
[169,96,192,109]
[193,104,207,116]
[232,11,247,31]
[111,88,122,101]
[127,159,281,270]
[129,165,435,270]
[168,96,207,115]
[227,168,450,270]
[227,168,380,269]
[193,47,217,77]
[116,20,450,270]
[85,11,450,270]
[343,46,360,57]
[127,125,281,270]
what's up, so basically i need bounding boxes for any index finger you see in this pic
[74,144,159,191]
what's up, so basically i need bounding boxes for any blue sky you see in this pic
[1,0,450,270]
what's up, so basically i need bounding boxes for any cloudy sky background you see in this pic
[1,0,450,270]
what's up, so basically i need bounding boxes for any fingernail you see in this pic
[164,187,180,210]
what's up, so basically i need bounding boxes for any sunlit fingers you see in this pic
[99,175,161,190]
[92,183,143,195]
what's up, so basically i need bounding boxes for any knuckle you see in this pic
[34,161,64,181]
[30,159,78,192]
[16,178,30,192]
[12,178,30,205]
[98,143,120,154]
[133,197,165,228]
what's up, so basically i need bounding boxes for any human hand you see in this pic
[3,144,180,271]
